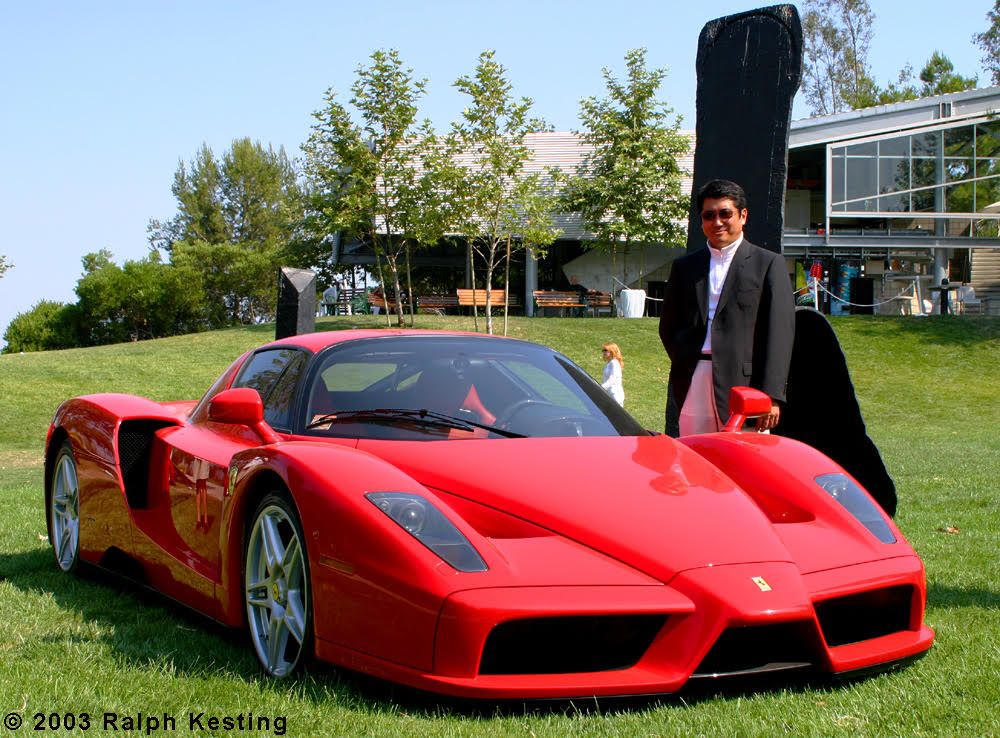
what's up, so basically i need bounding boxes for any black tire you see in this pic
[244,492,312,677]
[47,440,81,573]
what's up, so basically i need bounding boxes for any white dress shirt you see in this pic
[700,236,743,354]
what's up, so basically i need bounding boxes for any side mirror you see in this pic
[208,388,280,444]
[722,386,773,433]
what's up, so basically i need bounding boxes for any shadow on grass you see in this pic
[927,582,1000,610]
[844,315,999,347]
[0,546,935,718]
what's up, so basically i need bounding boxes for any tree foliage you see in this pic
[563,48,689,286]
[303,49,451,327]
[452,50,562,335]
[804,1,978,114]
[2,300,75,353]
[875,52,978,105]
[0,255,11,279]
[974,1,1000,86]
[73,252,205,345]
[147,139,303,327]
[802,0,878,115]
[149,139,301,251]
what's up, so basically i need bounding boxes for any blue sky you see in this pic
[0,1,992,345]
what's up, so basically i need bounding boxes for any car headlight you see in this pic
[366,492,488,572]
[815,473,896,544]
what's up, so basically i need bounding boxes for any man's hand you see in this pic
[755,402,781,432]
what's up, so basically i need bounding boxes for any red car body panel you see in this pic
[44,330,934,698]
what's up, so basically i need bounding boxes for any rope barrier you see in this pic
[607,276,915,309]
[809,278,916,309]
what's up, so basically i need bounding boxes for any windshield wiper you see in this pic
[306,408,525,438]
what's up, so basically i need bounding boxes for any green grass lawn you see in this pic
[1,315,998,737]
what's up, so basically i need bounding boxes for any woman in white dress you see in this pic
[600,342,625,406]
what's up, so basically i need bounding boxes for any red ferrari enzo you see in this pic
[45,330,933,698]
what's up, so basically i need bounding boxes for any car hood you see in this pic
[357,435,794,583]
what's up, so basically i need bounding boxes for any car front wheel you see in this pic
[48,441,80,572]
[244,493,312,677]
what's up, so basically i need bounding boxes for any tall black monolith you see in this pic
[275,267,316,340]
[685,4,802,254]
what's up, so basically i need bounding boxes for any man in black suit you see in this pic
[659,179,795,436]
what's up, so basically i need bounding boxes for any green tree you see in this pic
[562,48,689,289]
[0,255,11,279]
[875,52,977,105]
[919,51,978,96]
[303,49,440,328]
[149,139,303,327]
[974,1,1000,85]
[2,300,76,353]
[148,144,227,250]
[170,240,273,326]
[74,252,205,345]
[802,0,878,114]
[452,50,561,335]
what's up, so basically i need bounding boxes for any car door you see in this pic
[168,348,307,583]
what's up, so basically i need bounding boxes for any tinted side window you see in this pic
[233,349,307,431]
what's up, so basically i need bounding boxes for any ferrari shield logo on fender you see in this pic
[752,576,772,592]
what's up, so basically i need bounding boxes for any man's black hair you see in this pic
[696,179,748,212]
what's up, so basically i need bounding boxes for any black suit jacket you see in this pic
[659,239,795,424]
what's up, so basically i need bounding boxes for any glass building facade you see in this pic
[828,117,1000,238]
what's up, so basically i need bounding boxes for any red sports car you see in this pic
[45,330,933,698]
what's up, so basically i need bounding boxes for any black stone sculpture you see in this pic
[775,309,897,516]
[685,4,803,254]
[667,4,802,437]
[275,267,316,340]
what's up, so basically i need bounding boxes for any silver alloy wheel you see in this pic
[245,497,309,677]
[50,444,80,572]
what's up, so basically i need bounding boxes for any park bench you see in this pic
[533,290,588,316]
[416,294,459,314]
[585,291,613,317]
[366,293,400,313]
[456,288,521,312]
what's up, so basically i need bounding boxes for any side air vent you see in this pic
[815,585,913,647]
[118,420,175,508]
[479,615,665,675]
[694,621,821,677]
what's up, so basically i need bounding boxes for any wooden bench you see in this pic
[416,294,459,314]
[367,293,400,313]
[456,289,521,311]
[533,290,588,316]
[585,291,613,317]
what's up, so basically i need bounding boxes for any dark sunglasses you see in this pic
[700,208,738,222]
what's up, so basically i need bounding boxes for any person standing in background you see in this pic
[600,342,625,406]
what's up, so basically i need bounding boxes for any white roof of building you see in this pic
[788,86,1000,148]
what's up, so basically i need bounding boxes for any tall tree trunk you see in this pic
[503,234,511,337]
[484,245,496,336]
[389,254,405,328]
[405,241,415,327]
[469,242,479,332]
[374,248,391,328]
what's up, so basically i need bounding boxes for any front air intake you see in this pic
[815,585,914,647]
[693,621,821,677]
[479,615,665,675]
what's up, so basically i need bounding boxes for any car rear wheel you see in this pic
[244,493,312,677]
[48,441,80,572]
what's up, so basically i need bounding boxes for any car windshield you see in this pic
[301,335,647,440]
